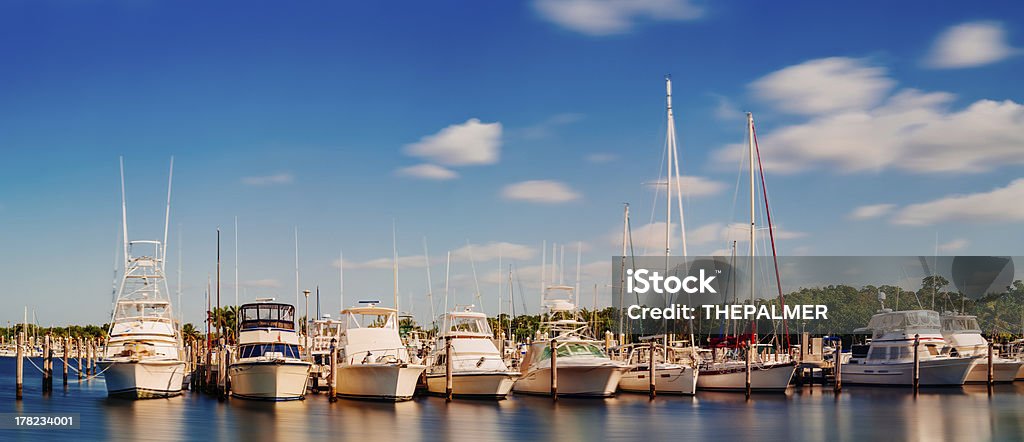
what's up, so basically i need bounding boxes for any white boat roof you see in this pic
[342,306,397,315]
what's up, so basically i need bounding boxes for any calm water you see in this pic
[2,358,1024,441]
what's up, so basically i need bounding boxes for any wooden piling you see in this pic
[63,336,69,386]
[648,342,656,399]
[988,340,994,391]
[445,336,453,401]
[328,339,337,402]
[833,339,842,394]
[745,337,752,399]
[16,332,24,400]
[912,334,920,394]
[76,338,82,380]
[43,335,51,392]
[550,339,558,400]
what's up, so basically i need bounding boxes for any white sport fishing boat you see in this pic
[99,158,185,399]
[425,307,519,398]
[513,286,627,397]
[940,313,1021,383]
[334,301,426,401]
[618,341,698,395]
[843,309,979,386]
[228,300,311,400]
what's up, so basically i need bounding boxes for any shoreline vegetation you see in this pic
[7,277,1024,345]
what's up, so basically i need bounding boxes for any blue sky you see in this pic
[1,0,1022,326]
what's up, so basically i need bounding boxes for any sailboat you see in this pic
[696,113,796,392]
[424,306,519,398]
[513,285,627,397]
[940,313,1021,383]
[228,299,311,400]
[99,158,186,399]
[334,301,426,401]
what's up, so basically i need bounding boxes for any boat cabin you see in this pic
[239,302,296,331]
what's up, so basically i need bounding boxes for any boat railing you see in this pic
[343,347,411,365]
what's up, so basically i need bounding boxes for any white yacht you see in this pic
[228,300,311,400]
[99,240,186,399]
[843,310,979,386]
[99,159,185,399]
[513,286,627,397]
[618,342,698,395]
[334,301,426,401]
[425,307,519,398]
[940,313,1021,383]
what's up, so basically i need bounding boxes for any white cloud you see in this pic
[937,239,969,252]
[239,279,282,288]
[452,242,535,262]
[648,175,727,198]
[337,255,430,270]
[750,57,894,115]
[403,118,502,166]
[710,93,741,120]
[533,0,703,36]
[394,164,458,180]
[926,21,1018,69]
[714,58,1024,175]
[849,203,896,220]
[586,153,618,163]
[519,113,584,139]
[241,173,293,186]
[502,180,582,204]
[892,179,1024,226]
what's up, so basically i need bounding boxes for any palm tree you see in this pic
[181,323,201,341]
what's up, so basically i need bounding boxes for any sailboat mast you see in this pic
[423,238,434,323]
[665,76,674,275]
[392,220,399,312]
[119,157,129,272]
[618,203,629,339]
[162,157,173,270]
[747,112,756,335]
[294,227,300,313]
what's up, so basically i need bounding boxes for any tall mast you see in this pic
[234,216,239,310]
[339,249,345,310]
[444,251,451,315]
[665,76,673,275]
[423,238,434,325]
[119,157,129,272]
[294,227,300,312]
[467,241,482,308]
[392,220,399,311]
[618,203,629,339]
[747,113,756,322]
[162,157,174,270]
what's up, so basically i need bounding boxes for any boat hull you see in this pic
[964,360,1022,383]
[513,365,625,397]
[425,371,517,398]
[228,361,311,401]
[619,366,698,395]
[99,359,185,399]
[842,357,978,386]
[697,362,795,392]
[335,364,425,401]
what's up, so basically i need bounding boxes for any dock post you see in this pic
[445,336,453,402]
[328,339,337,402]
[912,334,920,394]
[833,339,842,394]
[550,339,558,401]
[63,336,69,387]
[16,332,24,400]
[649,342,656,399]
[43,335,51,393]
[76,338,82,380]
[988,339,994,392]
[745,337,752,399]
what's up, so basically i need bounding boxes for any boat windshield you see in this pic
[238,343,300,359]
[540,342,606,360]
[941,316,982,333]
[239,303,295,330]
[445,315,491,335]
[866,310,940,337]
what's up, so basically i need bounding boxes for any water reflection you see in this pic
[1,358,1024,441]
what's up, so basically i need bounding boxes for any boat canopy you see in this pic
[342,306,398,330]
[440,310,491,337]
[941,315,982,334]
[863,310,940,336]
[239,302,295,330]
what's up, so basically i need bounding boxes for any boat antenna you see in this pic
[392,219,399,311]
[444,251,451,316]
[119,156,129,273]
[294,226,300,313]
[339,248,345,311]
[467,240,482,308]
[162,156,174,270]
[423,238,435,328]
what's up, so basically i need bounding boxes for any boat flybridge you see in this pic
[334,301,426,401]
[843,309,979,386]
[425,306,520,398]
[228,299,311,400]
[513,286,627,397]
[940,313,1021,383]
[100,239,186,399]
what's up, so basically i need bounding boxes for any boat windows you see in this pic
[539,342,606,360]
[239,303,295,330]
[238,343,300,359]
[941,316,982,333]
[446,316,492,335]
